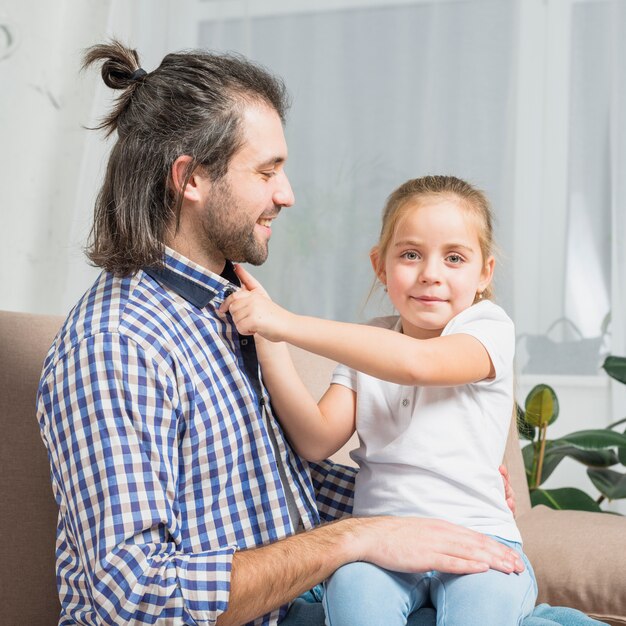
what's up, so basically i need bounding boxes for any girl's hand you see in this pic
[220,265,292,341]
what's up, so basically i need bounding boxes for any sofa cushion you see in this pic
[518,505,626,626]
[0,311,63,625]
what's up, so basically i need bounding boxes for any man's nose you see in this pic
[274,170,295,208]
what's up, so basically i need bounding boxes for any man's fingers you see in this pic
[362,517,525,576]
[431,526,524,574]
[499,464,517,516]
[430,554,488,575]
[499,464,510,489]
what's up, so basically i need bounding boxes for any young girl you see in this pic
[222,175,537,626]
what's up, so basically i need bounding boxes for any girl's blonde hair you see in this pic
[373,175,496,301]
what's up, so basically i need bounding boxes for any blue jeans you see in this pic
[322,538,536,625]
[280,541,606,626]
[280,598,607,626]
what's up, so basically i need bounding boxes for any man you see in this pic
[37,41,602,626]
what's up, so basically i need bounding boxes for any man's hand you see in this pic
[499,464,516,516]
[350,516,525,576]
[217,514,525,626]
[220,265,292,341]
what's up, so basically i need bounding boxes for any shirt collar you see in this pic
[143,247,240,308]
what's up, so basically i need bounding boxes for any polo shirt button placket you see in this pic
[402,398,410,407]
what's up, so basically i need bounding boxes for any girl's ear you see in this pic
[478,255,496,294]
[370,247,387,285]
[170,155,210,204]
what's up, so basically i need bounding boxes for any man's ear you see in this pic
[171,155,209,204]
[370,247,386,285]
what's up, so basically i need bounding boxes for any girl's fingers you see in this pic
[233,264,264,291]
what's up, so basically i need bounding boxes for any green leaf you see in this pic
[587,468,626,500]
[530,487,603,512]
[524,384,559,427]
[557,429,626,449]
[516,403,536,441]
[534,448,566,484]
[543,443,618,469]
[522,440,557,485]
[549,446,618,468]
[603,356,626,384]
[519,440,614,485]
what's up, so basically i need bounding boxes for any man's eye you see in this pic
[262,170,277,178]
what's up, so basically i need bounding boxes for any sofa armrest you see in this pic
[517,505,626,626]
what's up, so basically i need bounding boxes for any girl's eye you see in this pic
[402,251,419,261]
[447,254,463,264]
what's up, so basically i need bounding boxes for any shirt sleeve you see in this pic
[309,460,356,522]
[330,362,357,391]
[37,332,235,626]
[444,301,515,382]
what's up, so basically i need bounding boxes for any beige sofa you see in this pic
[1,309,625,626]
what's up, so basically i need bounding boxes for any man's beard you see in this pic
[200,178,276,266]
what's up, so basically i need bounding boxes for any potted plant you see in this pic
[517,356,626,511]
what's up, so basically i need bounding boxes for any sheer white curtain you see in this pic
[609,0,626,417]
[180,0,624,384]
[0,0,140,315]
[5,0,623,417]
[179,0,626,436]
[0,0,114,315]
[192,1,519,324]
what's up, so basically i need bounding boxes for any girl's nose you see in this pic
[419,259,441,284]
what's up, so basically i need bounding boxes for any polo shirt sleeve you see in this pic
[330,315,399,392]
[37,331,235,626]
[444,301,515,382]
[330,362,357,391]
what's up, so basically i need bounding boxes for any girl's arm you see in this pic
[224,266,493,388]
[221,268,356,462]
[255,336,356,462]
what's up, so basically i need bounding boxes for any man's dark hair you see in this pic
[82,40,290,276]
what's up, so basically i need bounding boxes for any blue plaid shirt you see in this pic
[37,248,356,626]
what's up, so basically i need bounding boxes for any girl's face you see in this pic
[373,197,494,340]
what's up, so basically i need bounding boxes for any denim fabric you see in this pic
[322,537,536,626]
[280,599,606,626]
[280,539,606,626]
[280,596,434,626]
[524,605,608,626]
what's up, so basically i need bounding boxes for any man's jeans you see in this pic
[279,586,607,626]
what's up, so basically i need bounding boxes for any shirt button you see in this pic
[240,338,249,346]
[402,398,409,407]
[223,287,236,299]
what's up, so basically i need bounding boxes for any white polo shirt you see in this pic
[332,300,521,542]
